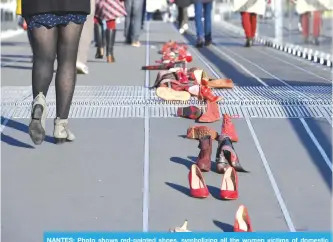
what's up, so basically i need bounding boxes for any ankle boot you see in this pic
[221,114,238,142]
[198,100,221,123]
[218,134,248,172]
[94,23,104,58]
[29,92,47,145]
[244,38,251,47]
[53,118,75,144]
[215,137,231,174]
[196,135,212,172]
[106,29,116,63]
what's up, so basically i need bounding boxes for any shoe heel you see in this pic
[29,104,45,145]
[55,138,67,144]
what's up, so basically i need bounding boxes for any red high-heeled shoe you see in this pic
[188,164,209,198]
[220,166,238,200]
[234,205,253,232]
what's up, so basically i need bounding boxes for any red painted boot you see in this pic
[196,135,212,172]
[221,114,239,142]
[198,100,221,123]
[177,106,202,120]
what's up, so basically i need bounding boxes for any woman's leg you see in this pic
[178,6,184,29]
[312,11,321,44]
[124,0,133,43]
[250,13,257,39]
[194,2,204,47]
[301,12,310,43]
[203,2,213,45]
[106,19,117,63]
[240,12,252,47]
[53,22,84,143]
[94,17,104,58]
[28,26,58,145]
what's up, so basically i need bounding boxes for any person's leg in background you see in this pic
[28,25,57,144]
[147,12,153,20]
[141,0,146,29]
[130,0,144,47]
[312,10,321,45]
[105,19,117,63]
[240,12,253,47]
[301,12,310,43]
[178,6,184,32]
[203,2,212,46]
[94,17,105,58]
[53,22,84,143]
[250,13,257,43]
[182,7,189,31]
[124,0,134,43]
[76,0,95,74]
[194,2,204,47]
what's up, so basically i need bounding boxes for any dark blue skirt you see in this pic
[26,13,87,30]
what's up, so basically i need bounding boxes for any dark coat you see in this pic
[22,0,91,17]
[174,0,193,8]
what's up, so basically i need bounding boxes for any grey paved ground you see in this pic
[222,13,332,54]
[1,21,332,241]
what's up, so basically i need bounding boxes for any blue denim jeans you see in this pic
[194,2,213,41]
[124,0,144,42]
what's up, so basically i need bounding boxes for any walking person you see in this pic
[95,0,126,63]
[193,0,214,48]
[22,0,90,145]
[233,0,266,47]
[124,0,144,47]
[16,0,32,54]
[296,0,332,45]
[175,0,191,34]
[76,0,96,74]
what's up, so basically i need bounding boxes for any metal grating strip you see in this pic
[2,85,331,119]
[2,85,332,107]
[6,105,330,119]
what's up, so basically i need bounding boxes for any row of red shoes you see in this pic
[156,41,252,232]
[170,204,253,232]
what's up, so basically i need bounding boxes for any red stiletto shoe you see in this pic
[220,167,238,200]
[234,205,253,232]
[188,164,209,198]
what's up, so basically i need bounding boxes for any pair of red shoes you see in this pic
[189,164,239,200]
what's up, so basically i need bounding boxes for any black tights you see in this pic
[29,22,83,119]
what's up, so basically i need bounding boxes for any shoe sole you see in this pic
[187,126,218,140]
[29,104,45,145]
[156,87,190,101]
[207,79,234,89]
[177,107,202,119]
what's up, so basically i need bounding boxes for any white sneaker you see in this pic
[76,62,89,74]
[179,28,185,34]
[182,23,189,31]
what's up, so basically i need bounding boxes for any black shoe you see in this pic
[244,38,251,47]
[304,37,310,44]
[196,39,204,48]
[204,39,212,46]
[313,38,320,46]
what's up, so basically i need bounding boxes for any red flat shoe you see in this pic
[234,205,253,232]
[220,166,238,200]
[188,164,209,198]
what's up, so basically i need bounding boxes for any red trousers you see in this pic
[241,12,257,38]
[301,11,321,37]
[94,17,116,29]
